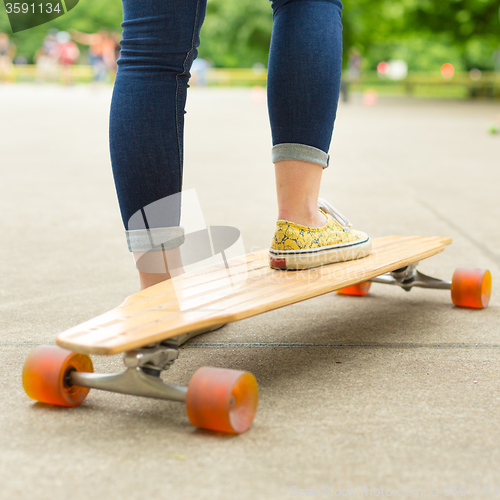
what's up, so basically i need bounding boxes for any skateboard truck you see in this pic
[338,265,491,310]
[23,342,259,434]
[370,264,451,292]
[70,342,187,402]
[69,335,212,401]
[123,342,180,373]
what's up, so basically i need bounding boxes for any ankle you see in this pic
[139,271,172,290]
[134,248,184,290]
[278,209,326,228]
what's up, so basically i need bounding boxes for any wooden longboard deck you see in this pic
[57,236,452,355]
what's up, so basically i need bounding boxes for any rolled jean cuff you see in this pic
[272,143,329,169]
[126,226,185,252]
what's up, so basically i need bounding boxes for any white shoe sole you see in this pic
[269,238,372,270]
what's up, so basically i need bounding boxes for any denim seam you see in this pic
[175,0,203,191]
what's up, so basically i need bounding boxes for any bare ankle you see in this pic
[275,159,326,227]
[277,209,326,228]
[139,271,172,290]
[134,247,184,290]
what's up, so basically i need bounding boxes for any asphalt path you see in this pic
[1,84,499,499]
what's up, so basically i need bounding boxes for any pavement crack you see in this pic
[0,343,43,347]
[417,198,500,269]
[4,342,500,350]
[184,342,500,349]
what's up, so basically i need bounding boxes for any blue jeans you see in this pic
[110,0,343,252]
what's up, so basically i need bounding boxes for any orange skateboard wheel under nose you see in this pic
[23,345,93,407]
[186,367,258,434]
[451,268,492,309]
[337,281,372,296]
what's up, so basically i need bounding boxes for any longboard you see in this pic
[57,235,452,355]
[23,235,492,434]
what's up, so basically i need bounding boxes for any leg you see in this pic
[109,0,207,289]
[275,160,326,227]
[268,0,343,227]
[267,0,371,269]
[134,246,184,290]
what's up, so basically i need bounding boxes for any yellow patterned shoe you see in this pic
[269,198,371,270]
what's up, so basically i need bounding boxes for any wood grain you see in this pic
[57,236,452,355]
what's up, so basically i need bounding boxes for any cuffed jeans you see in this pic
[109,0,343,252]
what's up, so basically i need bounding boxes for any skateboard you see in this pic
[22,235,492,434]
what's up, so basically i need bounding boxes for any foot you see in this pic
[269,198,371,270]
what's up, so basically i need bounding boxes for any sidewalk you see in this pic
[0,85,499,499]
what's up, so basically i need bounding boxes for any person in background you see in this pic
[56,31,80,85]
[341,47,362,102]
[70,29,116,83]
[0,33,16,82]
[110,32,122,79]
[190,57,211,86]
[35,31,59,83]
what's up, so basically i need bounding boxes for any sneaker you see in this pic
[269,198,371,270]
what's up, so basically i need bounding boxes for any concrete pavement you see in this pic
[0,84,499,499]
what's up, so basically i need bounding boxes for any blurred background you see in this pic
[0,0,499,103]
[1,4,499,496]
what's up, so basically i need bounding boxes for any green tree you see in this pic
[342,0,499,71]
[406,0,500,70]
[0,0,122,62]
[1,0,498,70]
[199,0,273,67]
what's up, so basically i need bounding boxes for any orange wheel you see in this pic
[451,268,492,309]
[23,345,93,407]
[186,367,258,434]
[337,281,371,296]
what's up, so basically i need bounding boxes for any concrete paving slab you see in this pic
[0,84,499,499]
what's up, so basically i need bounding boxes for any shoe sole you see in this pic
[268,238,372,270]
